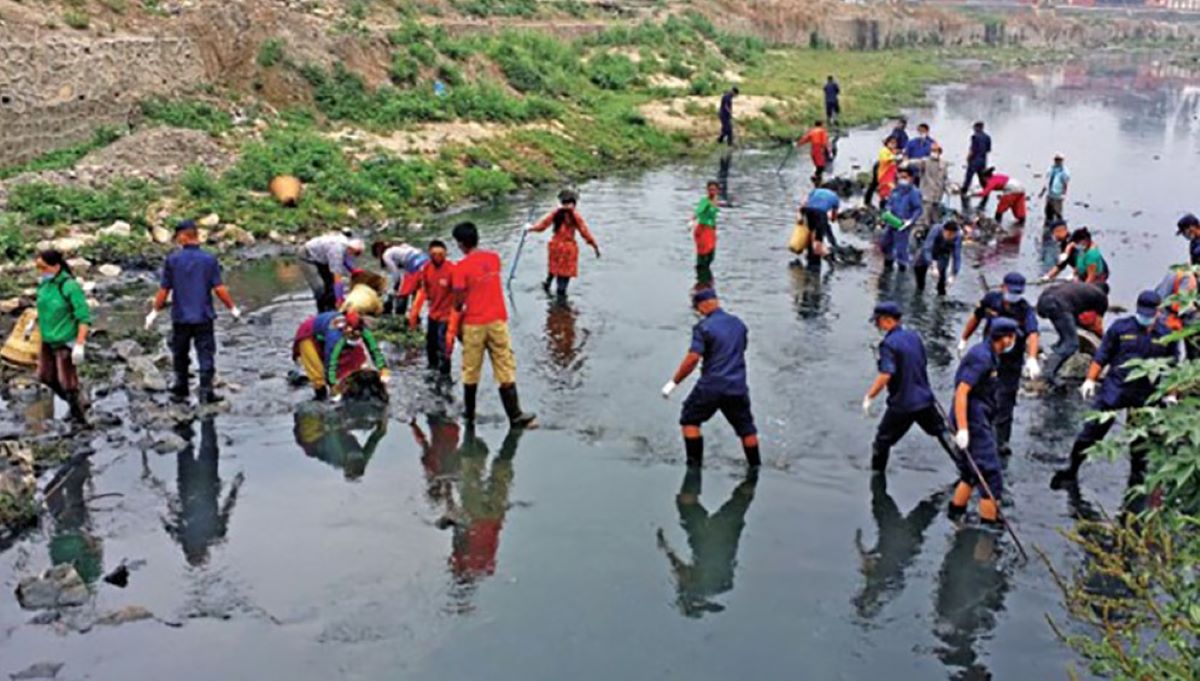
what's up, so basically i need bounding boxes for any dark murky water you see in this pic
[3,55,1199,680]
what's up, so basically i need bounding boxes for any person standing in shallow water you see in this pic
[861,302,958,473]
[693,181,721,287]
[34,249,91,425]
[717,86,737,146]
[661,288,760,469]
[145,220,242,405]
[526,189,600,299]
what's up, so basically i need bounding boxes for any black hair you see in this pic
[942,221,960,232]
[815,119,824,126]
[371,241,389,259]
[37,249,73,278]
[452,221,479,249]
[552,207,573,234]
[706,180,720,188]
[428,239,447,251]
[917,123,930,131]
[731,86,739,95]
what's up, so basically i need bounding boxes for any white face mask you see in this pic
[1001,340,1017,354]
[898,179,911,187]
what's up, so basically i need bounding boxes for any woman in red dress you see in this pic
[527,189,601,298]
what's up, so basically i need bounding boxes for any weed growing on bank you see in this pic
[0,128,121,181]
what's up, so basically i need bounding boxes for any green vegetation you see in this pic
[0,491,37,534]
[6,181,156,227]
[0,127,120,181]
[1048,277,1200,678]
[63,9,89,29]
[0,215,32,261]
[140,98,233,135]
[257,38,286,68]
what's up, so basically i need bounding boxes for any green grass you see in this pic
[63,9,89,29]
[0,127,121,181]
[257,38,285,68]
[140,98,233,135]
[0,491,37,533]
[6,180,157,227]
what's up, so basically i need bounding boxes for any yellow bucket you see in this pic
[1,308,40,368]
[788,221,811,254]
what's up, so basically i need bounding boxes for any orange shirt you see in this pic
[420,260,456,322]
[798,127,830,164]
[452,249,508,326]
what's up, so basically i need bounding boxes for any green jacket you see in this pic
[36,271,91,347]
[326,329,386,387]
[695,197,719,228]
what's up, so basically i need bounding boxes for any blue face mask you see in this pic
[1003,292,1022,304]
[39,273,54,283]
[1136,313,1155,327]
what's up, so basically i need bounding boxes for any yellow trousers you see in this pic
[296,338,326,390]
[461,321,517,386]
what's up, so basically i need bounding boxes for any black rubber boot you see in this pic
[198,371,224,405]
[382,295,395,315]
[684,437,704,468]
[463,384,478,422]
[1050,447,1085,490]
[65,390,89,427]
[870,443,889,472]
[743,443,761,468]
[542,276,553,294]
[313,386,328,401]
[170,372,189,404]
[499,385,537,429]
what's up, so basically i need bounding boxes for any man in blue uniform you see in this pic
[1050,291,1182,489]
[801,184,841,259]
[861,302,958,473]
[962,121,991,197]
[145,220,242,404]
[956,273,1040,457]
[662,289,759,469]
[823,76,840,124]
[1178,213,1200,266]
[903,123,935,161]
[914,220,962,295]
[885,118,909,151]
[717,87,738,147]
[948,318,1018,524]
[881,167,923,271]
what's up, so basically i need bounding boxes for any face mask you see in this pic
[1136,313,1154,327]
[932,152,942,159]
[898,180,911,187]
[39,273,54,283]
[1003,292,1022,304]
[1001,340,1017,354]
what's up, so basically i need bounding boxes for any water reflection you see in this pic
[788,258,832,321]
[656,468,758,618]
[932,528,1010,680]
[852,475,944,621]
[165,418,243,567]
[45,461,103,584]
[446,427,525,612]
[292,401,388,481]
[410,414,461,510]
[716,150,734,206]
[544,300,588,376]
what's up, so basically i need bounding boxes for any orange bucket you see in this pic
[269,175,302,206]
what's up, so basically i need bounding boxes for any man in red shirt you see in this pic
[448,222,536,428]
[408,239,456,378]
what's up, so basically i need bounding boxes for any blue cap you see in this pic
[1178,213,1199,234]
[989,317,1019,339]
[1003,272,1026,294]
[175,219,198,233]
[692,288,718,306]
[1136,290,1162,318]
[870,301,902,321]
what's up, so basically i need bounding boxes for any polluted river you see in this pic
[2,54,1198,680]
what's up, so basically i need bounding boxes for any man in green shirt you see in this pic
[694,181,720,286]
[1070,228,1108,285]
[34,250,91,425]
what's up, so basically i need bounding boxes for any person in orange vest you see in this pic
[796,120,833,186]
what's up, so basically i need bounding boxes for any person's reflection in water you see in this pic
[656,467,758,618]
[165,417,243,567]
[852,475,944,620]
[292,401,388,481]
[544,299,588,377]
[411,413,461,508]
[716,150,734,206]
[932,528,1010,680]
[447,427,525,612]
[788,255,832,321]
[45,460,104,584]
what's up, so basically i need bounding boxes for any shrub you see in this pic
[257,38,285,68]
[0,215,32,261]
[437,63,465,87]
[587,53,638,91]
[140,98,233,135]
[460,167,515,201]
[410,42,438,67]
[226,128,349,190]
[7,181,155,226]
[180,164,224,202]
[0,127,120,181]
[390,53,421,86]
[63,10,89,29]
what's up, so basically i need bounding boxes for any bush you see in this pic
[410,42,438,67]
[453,0,538,17]
[460,167,515,201]
[180,164,225,204]
[0,215,32,261]
[140,98,233,135]
[587,53,638,91]
[0,127,120,181]
[390,53,421,86]
[257,38,285,68]
[63,10,89,29]
[7,181,155,226]
[226,128,348,190]
[437,63,465,87]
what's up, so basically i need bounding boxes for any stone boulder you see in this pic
[126,356,167,392]
[99,221,132,238]
[15,565,89,610]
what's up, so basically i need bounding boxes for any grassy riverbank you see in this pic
[0,13,951,265]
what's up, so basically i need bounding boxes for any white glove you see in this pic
[230,306,243,321]
[1038,274,1053,284]
[1164,394,1179,406]
[947,274,956,287]
[331,393,343,404]
[956,338,968,358]
[861,395,873,416]
[380,370,391,385]
[954,429,970,450]
[523,222,534,233]
[661,380,678,399]
[1079,379,1097,401]
[144,309,159,331]
[929,263,940,279]
[1023,357,1041,380]
[70,343,85,365]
